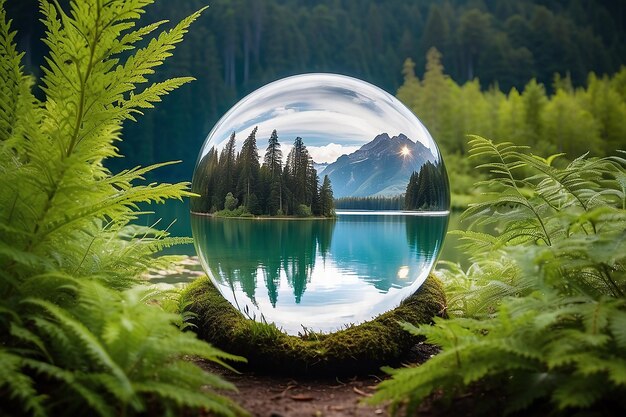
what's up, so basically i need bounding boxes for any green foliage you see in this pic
[224,192,238,211]
[371,137,626,415]
[215,206,251,218]
[404,161,449,211]
[0,1,244,415]
[335,195,404,211]
[319,175,335,217]
[9,0,622,181]
[295,204,312,218]
[195,130,334,217]
[397,50,626,209]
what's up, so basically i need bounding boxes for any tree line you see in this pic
[8,0,624,182]
[191,128,335,217]
[398,48,626,207]
[404,161,450,211]
[334,196,404,211]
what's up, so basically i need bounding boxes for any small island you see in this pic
[192,127,335,218]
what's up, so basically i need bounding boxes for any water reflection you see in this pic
[192,212,447,334]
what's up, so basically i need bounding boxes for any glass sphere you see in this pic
[191,73,449,335]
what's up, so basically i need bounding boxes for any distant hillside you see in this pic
[323,133,436,198]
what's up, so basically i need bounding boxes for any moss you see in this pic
[183,275,446,376]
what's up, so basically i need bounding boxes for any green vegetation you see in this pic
[4,0,626,414]
[398,48,626,208]
[192,129,335,217]
[370,137,626,415]
[334,195,404,211]
[0,1,244,416]
[183,274,446,376]
[9,0,622,181]
[404,161,450,211]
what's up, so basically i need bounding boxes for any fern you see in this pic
[372,137,626,415]
[0,1,245,416]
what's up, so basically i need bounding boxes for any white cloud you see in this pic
[307,143,359,164]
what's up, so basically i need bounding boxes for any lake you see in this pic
[191,211,447,334]
[140,200,469,265]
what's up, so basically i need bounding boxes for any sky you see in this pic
[197,73,440,165]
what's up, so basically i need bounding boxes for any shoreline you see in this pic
[190,209,450,219]
[190,211,336,220]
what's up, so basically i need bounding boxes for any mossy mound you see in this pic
[183,276,446,376]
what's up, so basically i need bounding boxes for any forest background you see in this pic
[6,0,626,204]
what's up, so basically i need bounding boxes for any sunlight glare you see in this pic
[400,146,411,157]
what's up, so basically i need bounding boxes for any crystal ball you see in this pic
[191,73,449,335]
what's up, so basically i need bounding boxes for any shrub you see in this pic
[224,192,238,211]
[295,204,312,217]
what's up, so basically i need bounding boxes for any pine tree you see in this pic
[263,129,283,215]
[310,161,321,215]
[191,147,220,212]
[319,175,335,217]
[237,126,260,210]
[404,171,418,210]
[397,58,421,110]
[287,136,309,207]
[521,78,547,146]
[218,131,237,208]
[263,129,282,178]
[281,164,291,214]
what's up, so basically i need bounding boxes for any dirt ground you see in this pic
[213,366,389,417]
[200,343,441,417]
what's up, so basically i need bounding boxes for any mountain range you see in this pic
[322,133,436,198]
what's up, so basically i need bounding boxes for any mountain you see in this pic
[322,133,436,198]
[313,162,329,175]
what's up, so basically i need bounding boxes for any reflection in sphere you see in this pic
[191,74,449,335]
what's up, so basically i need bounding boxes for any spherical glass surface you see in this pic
[191,73,449,335]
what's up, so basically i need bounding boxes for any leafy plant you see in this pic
[371,136,626,415]
[0,1,244,415]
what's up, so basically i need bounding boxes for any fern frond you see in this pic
[374,139,626,415]
[0,350,46,417]
[25,298,135,399]
[0,0,21,137]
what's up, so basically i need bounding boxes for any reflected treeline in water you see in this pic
[192,213,448,308]
[330,214,447,292]
[405,215,449,257]
[192,216,334,306]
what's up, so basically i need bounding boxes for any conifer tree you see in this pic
[319,175,335,217]
[307,155,319,210]
[286,136,310,207]
[218,131,237,208]
[263,129,283,215]
[310,162,321,215]
[263,129,282,178]
[237,126,260,211]
[191,147,220,212]
[404,171,418,210]
[397,58,421,109]
[281,164,292,214]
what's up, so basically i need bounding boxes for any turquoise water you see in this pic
[191,211,448,334]
[140,200,468,264]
